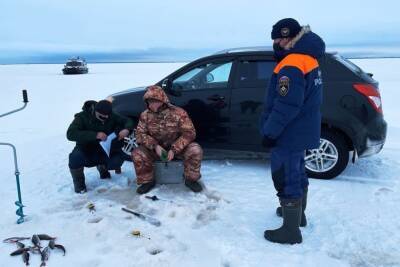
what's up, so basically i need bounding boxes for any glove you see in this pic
[262,136,276,148]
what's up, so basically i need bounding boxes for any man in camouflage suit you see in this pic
[132,85,203,194]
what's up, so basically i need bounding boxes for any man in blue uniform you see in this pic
[260,18,325,244]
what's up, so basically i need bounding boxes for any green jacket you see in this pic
[67,100,134,151]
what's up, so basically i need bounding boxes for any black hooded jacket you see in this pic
[67,100,134,151]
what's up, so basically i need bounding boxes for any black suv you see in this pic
[108,47,387,179]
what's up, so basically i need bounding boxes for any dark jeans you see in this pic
[270,146,308,199]
[68,146,125,170]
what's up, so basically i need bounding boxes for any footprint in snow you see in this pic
[87,217,103,223]
[146,246,163,255]
[374,187,394,196]
[96,187,108,194]
[192,205,218,228]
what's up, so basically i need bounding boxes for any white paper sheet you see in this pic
[99,132,117,157]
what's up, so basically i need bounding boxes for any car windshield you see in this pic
[66,61,83,66]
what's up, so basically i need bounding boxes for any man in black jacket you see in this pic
[67,100,134,193]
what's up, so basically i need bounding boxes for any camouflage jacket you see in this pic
[136,86,196,154]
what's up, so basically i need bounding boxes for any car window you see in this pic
[172,61,233,91]
[235,60,275,88]
[333,54,363,75]
[208,62,232,83]
[174,67,203,83]
[66,62,83,66]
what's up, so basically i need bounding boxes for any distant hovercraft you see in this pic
[62,57,88,74]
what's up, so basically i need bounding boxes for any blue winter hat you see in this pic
[271,18,301,39]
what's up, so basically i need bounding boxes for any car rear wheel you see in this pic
[305,129,350,179]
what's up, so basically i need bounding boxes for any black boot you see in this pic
[276,188,308,227]
[136,180,156,194]
[264,198,302,244]
[300,187,307,226]
[70,167,87,194]
[97,165,111,179]
[185,179,203,193]
[115,166,122,174]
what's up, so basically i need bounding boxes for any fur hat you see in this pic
[271,18,301,39]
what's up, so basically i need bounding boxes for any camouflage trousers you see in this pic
[132,142,203,185]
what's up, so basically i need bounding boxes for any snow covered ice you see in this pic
[0,59,399,267]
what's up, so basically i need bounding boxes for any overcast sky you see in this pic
[1,0,399,53]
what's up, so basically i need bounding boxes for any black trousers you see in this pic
[68,146,125,170]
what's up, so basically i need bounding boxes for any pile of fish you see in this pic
[3,234,66,266]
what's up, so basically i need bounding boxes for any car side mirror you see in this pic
[162,78,182,97]
[206,73,214,83]
[161,78,172,90]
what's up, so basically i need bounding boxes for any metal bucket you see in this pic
[154,161,184,184]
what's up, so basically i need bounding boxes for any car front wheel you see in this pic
[305,129,350,179]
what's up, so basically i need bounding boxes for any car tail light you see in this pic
[353,83,383,113]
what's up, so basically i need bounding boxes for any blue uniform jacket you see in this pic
[260,31,326,150]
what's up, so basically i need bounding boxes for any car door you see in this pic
[230,56,276,151]
[167,58,235,147]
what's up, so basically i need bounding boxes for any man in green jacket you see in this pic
[67,100,134,193]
